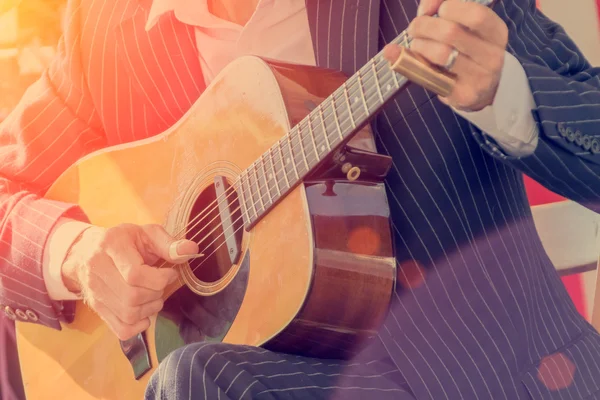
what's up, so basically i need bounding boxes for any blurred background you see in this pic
[0,0,599,399]
[0,0,64,122]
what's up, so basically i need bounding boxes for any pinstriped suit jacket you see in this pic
[1,0,600,398]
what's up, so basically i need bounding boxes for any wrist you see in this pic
[61,230,86,295]
[61,226,97,295]
[44,219,93,300]
[61,259,82,296]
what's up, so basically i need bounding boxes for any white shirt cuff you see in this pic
[42,218,91,301]
[454,51,539,157]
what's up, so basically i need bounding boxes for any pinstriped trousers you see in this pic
[144,342,416,399]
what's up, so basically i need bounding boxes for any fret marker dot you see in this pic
[354,97,359,104]
[387,84,392,91]
[286,158,290,164]
[320,145,325,152]
[269,173,273,180]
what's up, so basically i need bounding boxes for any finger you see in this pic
[141,224,202,264]
[90,276,164,323]
[81,251,156,307]
[93,300,151,341]
[102,226,151,284]
[83,261,165,324]
[94,268,164,307]
[119,263,178,292]
[106,241,144,276]
[438,0,508,47]
[104,240,178,291]
[408,38,486,77]
[384,42,494,111]
[408,16,501,70]
[114,298,164,326]
[404,39,490,108]
[416,0,443,17]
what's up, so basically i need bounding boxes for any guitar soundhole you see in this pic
[186,182,243,283]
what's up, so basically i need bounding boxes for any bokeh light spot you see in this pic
[537,352,576,391]
[397,259,426,289]
[347,226,381,256]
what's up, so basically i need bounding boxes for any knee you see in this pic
[145,342,224,399]
[145,342,240,400]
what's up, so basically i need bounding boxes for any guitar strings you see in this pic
[157,0,494,272]
[160,71,404,299]
[156,32,414,270]
[163,31,412,257]
[154,0,485,259]
[172,55,407,279]
[157,34,412,275]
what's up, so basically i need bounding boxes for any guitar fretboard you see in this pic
[236,38,409,227]
[235,0,494,228]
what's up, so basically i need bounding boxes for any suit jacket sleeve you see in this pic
[470,0,600,211]
[0,0,105,329]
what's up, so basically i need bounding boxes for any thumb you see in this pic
[141,225,203,264]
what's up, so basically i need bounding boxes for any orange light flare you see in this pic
[0,0,20,14]
[346,226,381,256]
[0,0,65,49]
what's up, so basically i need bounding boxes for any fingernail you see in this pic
[169,240,204,262]
[416,5,424,16]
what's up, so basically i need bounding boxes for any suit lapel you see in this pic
[113,3,205,125]
[305,0,381,75]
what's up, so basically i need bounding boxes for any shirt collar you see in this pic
[145,0,232,31]
[145,0,272,31]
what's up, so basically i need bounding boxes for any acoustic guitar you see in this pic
[14,16,468,400]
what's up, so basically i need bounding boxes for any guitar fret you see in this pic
[342,84,356,129]
[294,126,310,173]
[390,62,400,87]
[277,140,291,187]
[349,82,364,123]
[371,60,384,103]
[274,144,289,191]
[259,155,274,205]
[317,105,331,152]
[242,171,259,219]
[249,166,265,212]
[331,95,344,140]
[356,70,370,116]
[306,116,320,162]
[237,189,249,224]
[285,137,299,180]
[267,147,282,196]
[401,31,410,48]
[236,174,253,223]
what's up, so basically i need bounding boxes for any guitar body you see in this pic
[15,57,396,399]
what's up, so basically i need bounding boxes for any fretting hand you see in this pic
[61,223,201,340]
[386,0,509,112]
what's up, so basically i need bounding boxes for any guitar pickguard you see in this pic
[154,250,250,362]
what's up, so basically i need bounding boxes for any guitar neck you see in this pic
[236,0,496,229]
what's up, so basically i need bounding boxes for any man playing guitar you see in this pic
[2,0,600,398]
